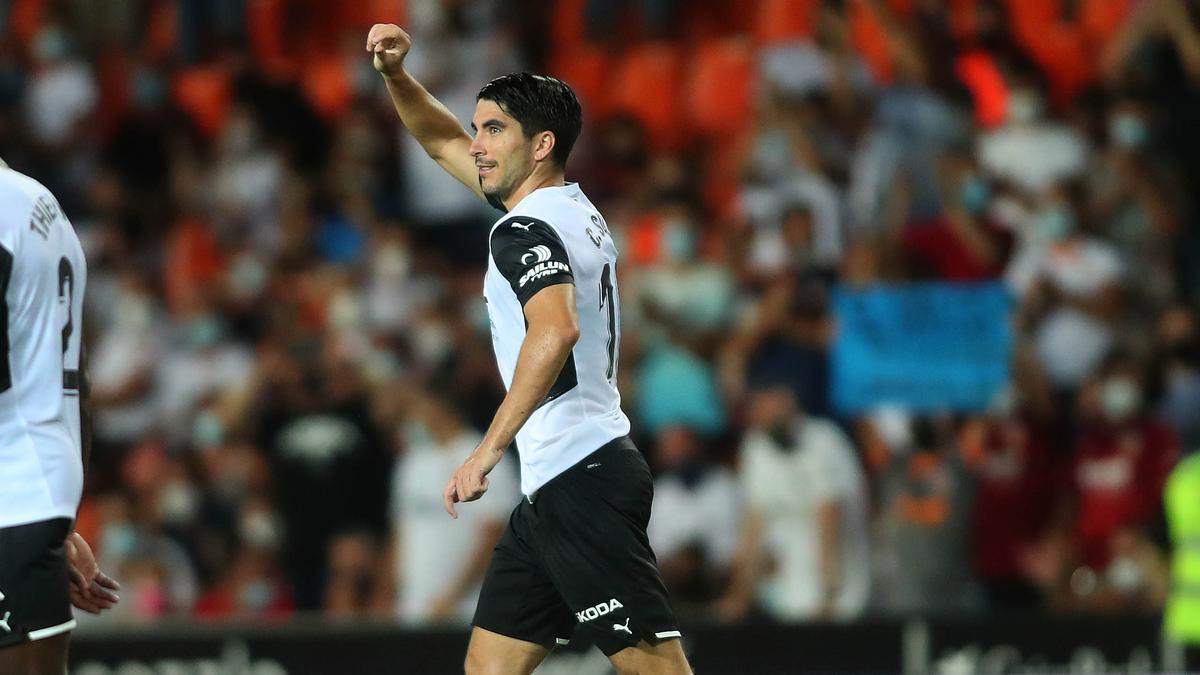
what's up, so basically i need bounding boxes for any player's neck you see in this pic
[501,168,565,211]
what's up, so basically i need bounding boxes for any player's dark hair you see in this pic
[477,73,582,169]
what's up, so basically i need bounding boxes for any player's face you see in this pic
[470,99,536,202]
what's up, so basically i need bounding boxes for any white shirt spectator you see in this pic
[739,417,871,621]
[391,429,519,624]
[1009,238,1123,386]
[648,467,741,569]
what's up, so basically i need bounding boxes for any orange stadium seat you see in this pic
[685,37,756,137]
[548,45,614,122]
[610,43,685,150]
[173,65,231,138]
[302,54,353,121]
[752,0,818,45]
[552,0,589,54]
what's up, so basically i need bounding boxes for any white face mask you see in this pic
[1100,377,1142,423]
[1007,90,1043,125]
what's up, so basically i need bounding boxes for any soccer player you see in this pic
[0,160,119,675]
[368,24,692,675]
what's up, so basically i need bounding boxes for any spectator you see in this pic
[1010,182,1124,390]
[388,391,518,625]
[874,416,980,615]
[1069,352,1178,575]
[646,425,740,614]
[721,386,870,622]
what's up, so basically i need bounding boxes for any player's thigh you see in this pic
[464,627,550,675]
[0,633,70,675]
[607,638,691,675]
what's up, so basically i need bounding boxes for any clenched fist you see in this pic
[366,23,412,77]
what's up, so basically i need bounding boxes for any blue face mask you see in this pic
[1110,114,1148,149]
[1036,206,1075,242]
[183,316,224,351]
[960,176,990,215]
[132,70,166,109]
[661,220,696,263]
[103,523,138,558]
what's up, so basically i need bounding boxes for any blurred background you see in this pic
[3,0,1199,672]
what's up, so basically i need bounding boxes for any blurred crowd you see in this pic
[2,0,1198,627]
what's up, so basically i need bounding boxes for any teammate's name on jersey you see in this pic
[519,260,571,289]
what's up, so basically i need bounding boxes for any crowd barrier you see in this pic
[69,613,1185,674]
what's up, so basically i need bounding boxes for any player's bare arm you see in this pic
[443,283,580,517]
[367,23,485,201]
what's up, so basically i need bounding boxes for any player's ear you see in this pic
[533,131,556,163]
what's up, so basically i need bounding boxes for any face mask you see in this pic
[230,255,268,297]
[1110,114,1148,149]
[191,411,225,449]
[1104,554,1145,594]
[159,480,199,525]
[661,220,697,263]
[103,523,138,559]
[33,29,68,62]
[132,69,166,109]
[1007,91,1043,125]
[182,315,224,351]
[960,175,990,215]
[1035,206,1075,243]
[239,580,275,610]
[404,421,433,449]
[1100,377,1142,423]
[374,244,410,279]
[116,295,153,332]
[240,510,281,550]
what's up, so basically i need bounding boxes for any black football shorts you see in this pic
[0,518,74,650]
[473,436,680,657]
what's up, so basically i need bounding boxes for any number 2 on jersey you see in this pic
[599,263,616,380]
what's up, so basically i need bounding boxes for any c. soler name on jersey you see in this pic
[519,260,571,289]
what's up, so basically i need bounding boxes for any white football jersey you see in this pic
[0,167,87,528]
[483,183,630,496]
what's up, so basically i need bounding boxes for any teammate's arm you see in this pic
[444,284,579,517]
[367,24,485,202]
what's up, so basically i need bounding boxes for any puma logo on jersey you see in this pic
[518,261,570,288]
[510,221,534,231]
[576,598,623,623]
[613,618,632,635]
[521,245,553,266]
[0,611,10,633]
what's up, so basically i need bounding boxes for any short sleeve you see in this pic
[490,216,575,305]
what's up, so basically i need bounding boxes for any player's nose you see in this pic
[468,135,485,157]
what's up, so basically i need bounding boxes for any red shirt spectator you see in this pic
[1073,418,1177,569]
[966,415,1059,585]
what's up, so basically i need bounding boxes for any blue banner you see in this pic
[832,282,1013,414]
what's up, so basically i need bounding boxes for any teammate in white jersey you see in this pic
[0,161,119,675]
[369,24,690,675]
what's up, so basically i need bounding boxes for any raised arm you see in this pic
[367,23,485,201]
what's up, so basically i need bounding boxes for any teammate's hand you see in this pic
[366,23,412,77]
[65,532,120,614]
[443,448,502,518]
